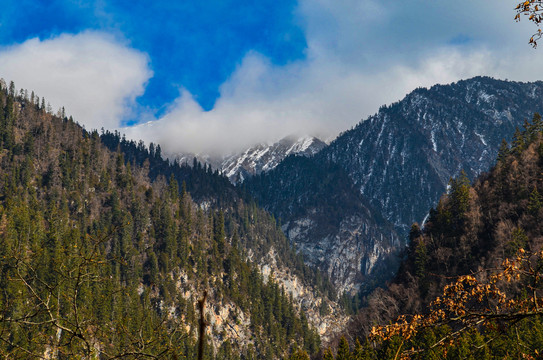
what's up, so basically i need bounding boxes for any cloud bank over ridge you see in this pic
[125,0,543,156]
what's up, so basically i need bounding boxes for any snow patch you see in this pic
[477,90,493,104]
[474,131,487,146]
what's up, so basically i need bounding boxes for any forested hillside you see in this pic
[322,114,543,359]
[0,81,335,359]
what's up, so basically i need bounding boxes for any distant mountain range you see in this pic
[221,135,326,183]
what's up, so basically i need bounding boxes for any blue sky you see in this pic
[0,0,306,116]
[0,1,542,155]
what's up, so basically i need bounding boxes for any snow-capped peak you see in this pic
[221,135,327,183]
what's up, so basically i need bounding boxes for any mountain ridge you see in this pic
[335,113,543,358]
[322,76,543,233]
[173,135,327,183]
[246,76,543,301]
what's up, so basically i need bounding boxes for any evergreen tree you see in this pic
[497,138,510,164]
[528,186,542,215]
[288,348,310,360]
[512,126,526,155]
[336,336,351,360]
[448,169,471,229]
[532,112,543,134]
[323,348,335,360]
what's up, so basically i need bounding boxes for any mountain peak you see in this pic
[218,135,327,183]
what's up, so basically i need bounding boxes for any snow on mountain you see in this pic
[322,76,543,236]
[222,135,326,183]
[174,135,327,183]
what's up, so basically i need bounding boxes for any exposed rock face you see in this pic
[166,246,347,353]
[284,214,400,296]
[246,155,401,295]
[256,247,349,342]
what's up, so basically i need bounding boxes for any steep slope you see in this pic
[337,115,543,358]
[0,82,341,358]
[323,76,543,235]
[247,155,401,296]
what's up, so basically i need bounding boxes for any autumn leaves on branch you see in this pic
[516,0,543,47]
[371,249,543,358]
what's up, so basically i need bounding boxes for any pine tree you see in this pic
[289,349,310,360]
[512,126,526,155]
[214,210,226,255]
[352,339,376,360]
[532,112,543,134]
[528,186,542,215]
[323,348,335,360]
[497,138,510,164]
[414,239,428,280]
[336,336,351,360]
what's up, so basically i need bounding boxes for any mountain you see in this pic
[174,135,327,183]
[0,82,342,358]
[323,76,543,235]
[221,135,326,183]
[246,76,543,300]
[335,115,543,358]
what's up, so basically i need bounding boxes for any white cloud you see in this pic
[0,31,152,130]
[125,48,496,156]
[125,0,543,157]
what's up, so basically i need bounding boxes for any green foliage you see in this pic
[497,138,510,164]
[449,170,471,220]
[506,227,528,257]
[413,239,427,280]
[336,337,351,360]
[323,348,335,360]
[288,348,310,360]
[528,185,542,215]
[0,83,323,359]
[512,126,526,155]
